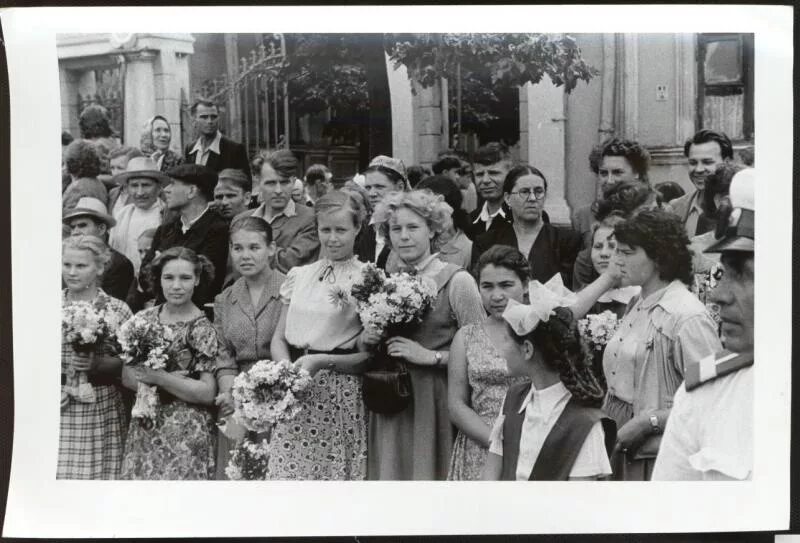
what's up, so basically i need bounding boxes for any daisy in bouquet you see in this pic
[225,436,270,480]
[116,314,175,423]
[231,359,314,432]
[62,298,120,405]
[344,263,438,338]
[577,310,620,352]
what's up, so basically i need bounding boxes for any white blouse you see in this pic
[489,381,612,479]
[281,257,365,352]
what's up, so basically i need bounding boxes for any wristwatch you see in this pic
[432,351,443,367]
[649,414,661,434]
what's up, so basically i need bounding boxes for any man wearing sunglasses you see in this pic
[471,164,581,288]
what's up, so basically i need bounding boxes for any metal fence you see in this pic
[181,36,290,159]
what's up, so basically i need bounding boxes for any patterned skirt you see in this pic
[120,400,217,480]
[58,384,127,480]
[266,369,367,481]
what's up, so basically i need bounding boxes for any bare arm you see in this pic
[270,304,292,361]
[448,327,492,447]
[569,263,622,320]
[149,370,217,406]
[482,452,503,481]
[295,352,372,377]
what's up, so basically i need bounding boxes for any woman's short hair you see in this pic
[704,162,746,218]
[502,164,549,194]
[654,181,685,204]
[140,115,171,155]
[474,245,531,284]
[229,215,273,245]
[64,140,102,179]
[406,165,429,188]
[589,214,625,243]
[62,234,111,275]
[314,190,366,229]
[614,209,693,285]
[342,181,372,216]
[417,174,469,235]
[304,164,331,185]
[371,189,453,250]
[218,168,251,193]
[599,137,651,182]
[592,180,658,222]
[252,149,298,179]
[144,247,215,303]
[79,105,113,139]
[509,306,605,406]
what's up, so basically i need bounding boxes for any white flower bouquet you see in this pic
[62,300,119,405]
[225,436,271,480]
[577,310,620,351]
[116,314,175,423]
[231,359,313,432]
[347,263,438,337]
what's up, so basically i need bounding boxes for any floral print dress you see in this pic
[120,306,219,480]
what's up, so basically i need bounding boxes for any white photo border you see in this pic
[2,4,793,537]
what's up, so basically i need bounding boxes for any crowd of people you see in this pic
[59,99,755,482]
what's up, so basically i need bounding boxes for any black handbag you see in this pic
[362,343,412,415]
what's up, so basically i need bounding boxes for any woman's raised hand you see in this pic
[602,259,624,288]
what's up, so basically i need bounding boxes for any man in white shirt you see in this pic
[465,142,513,240]
[669,129,734,238]
[184,98,251,185]
[652,169,755,480]
[108,156,168,274]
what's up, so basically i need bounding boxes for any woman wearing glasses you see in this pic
[472,165,582,288]
[268,191,371,480]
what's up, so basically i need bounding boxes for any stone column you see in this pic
[60,67,81,137]
[387,53,415,167]
[412,80,444,169]
[123,50,157,146]
[519,77,571,226]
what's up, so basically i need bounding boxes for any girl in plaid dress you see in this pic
[119,248,219,480]
[60,235,132,479]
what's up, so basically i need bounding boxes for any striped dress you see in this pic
[58,290,132,479]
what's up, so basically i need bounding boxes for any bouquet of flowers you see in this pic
[577,310,620,351]
[231,359,314,432]
[225,436,271,480]
[692,262,723,327]
[62,299,119,405]
[344,263,438,337]
[116,314,175,423]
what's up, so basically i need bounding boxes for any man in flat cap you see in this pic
[652,169,755,480]
[131,164,229,311]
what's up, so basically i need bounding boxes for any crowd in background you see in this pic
[59,99,756,482]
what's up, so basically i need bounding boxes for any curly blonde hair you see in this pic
[370,189,453,251]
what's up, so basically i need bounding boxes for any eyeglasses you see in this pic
[510,188,546,201]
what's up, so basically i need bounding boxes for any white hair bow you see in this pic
[502,274,577,335]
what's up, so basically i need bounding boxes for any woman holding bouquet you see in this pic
[366,189,485,480]
[120,247,220,480]
[212,216,285,479]
[60,235,132,479]
[603,209,721,480]
[268,191,372,480]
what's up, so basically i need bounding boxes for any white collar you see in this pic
[180,204,210,233]
[191,131,222,156]
[473,201,506,224]
[518,381,569,414]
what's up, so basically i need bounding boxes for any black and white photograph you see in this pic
[1,4,793,538]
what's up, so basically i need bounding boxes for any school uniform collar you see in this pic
[473,201,506,224]
[518,381,569,414]
[191,131,222,156]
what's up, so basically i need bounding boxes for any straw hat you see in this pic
[112,156,171,186]
[62,197,117,228]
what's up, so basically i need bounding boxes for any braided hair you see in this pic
[512,306,605,407]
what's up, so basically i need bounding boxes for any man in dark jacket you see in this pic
[465,142,513,240]
[63,197,134,301]
[471,165,581,288]
[185,98,252,186]
[130,164,229,311]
